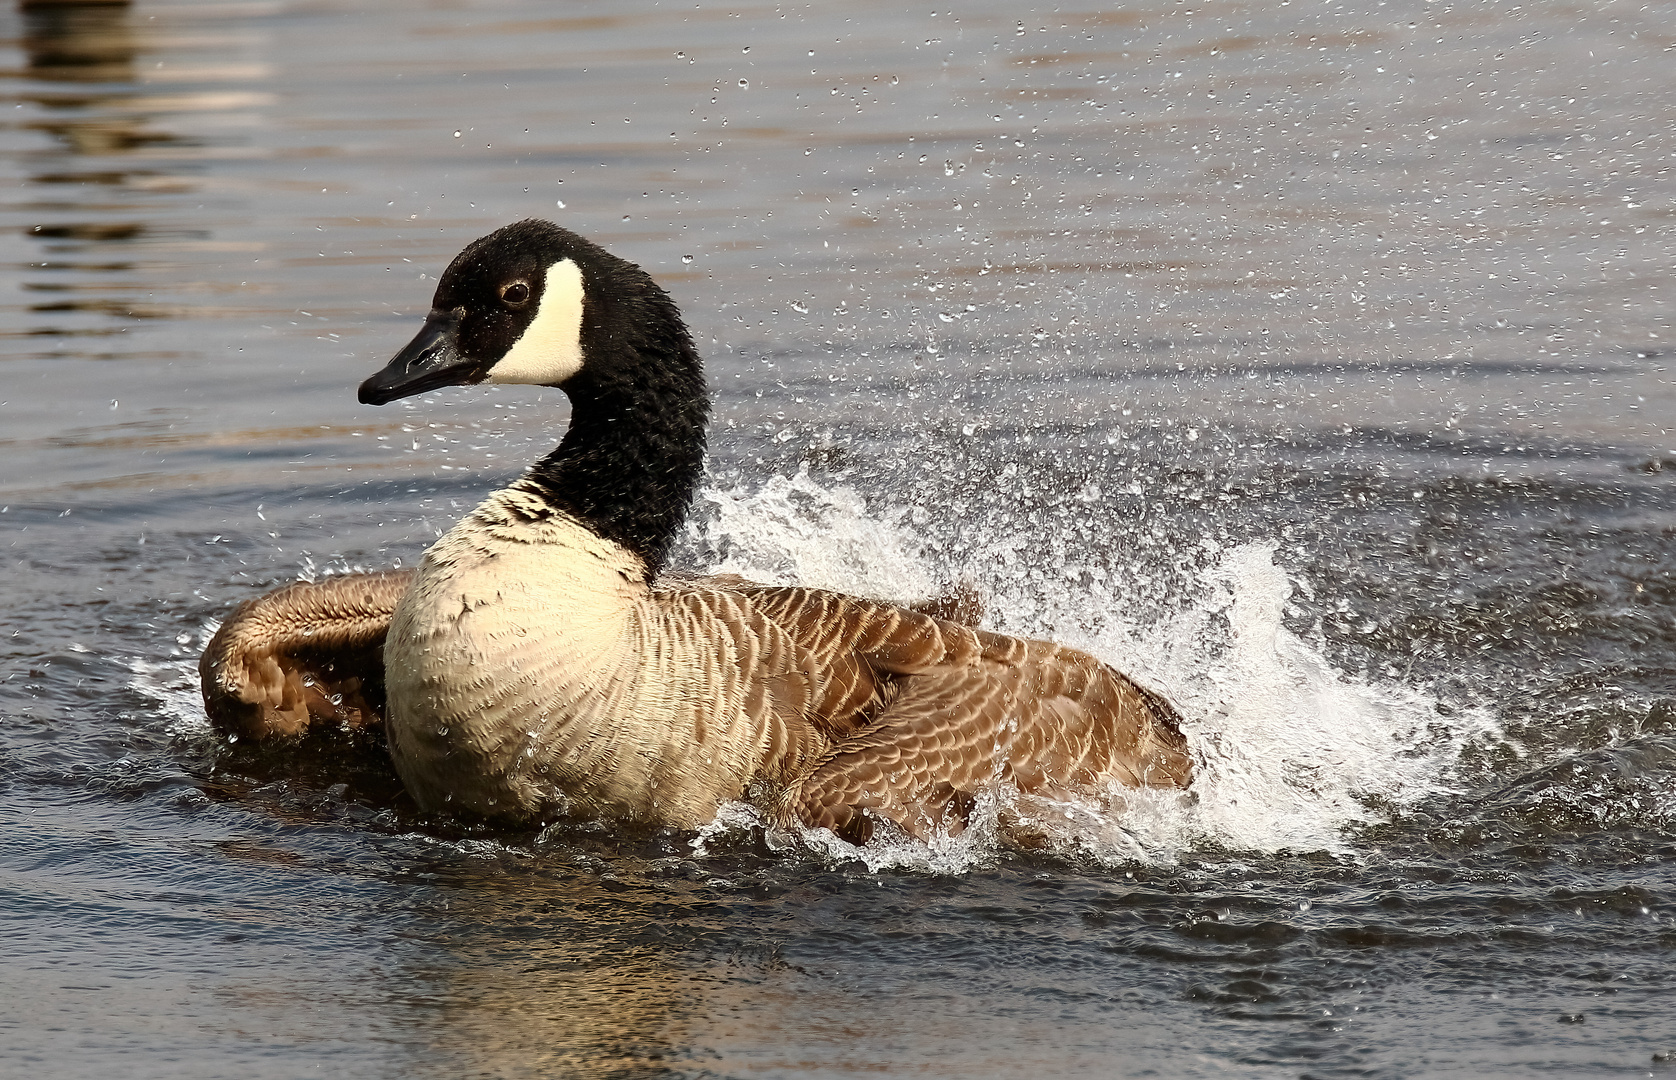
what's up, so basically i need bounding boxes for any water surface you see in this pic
[3,1,1674,1077]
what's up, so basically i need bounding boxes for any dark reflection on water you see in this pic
[16,0,174,337]
[2,0,1675,1077]
[3,0,273,386]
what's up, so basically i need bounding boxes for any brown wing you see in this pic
[722,583,1191,841]
[724,584,990,741]
[199,569,413,739]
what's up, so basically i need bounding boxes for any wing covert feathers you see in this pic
[712,583,1192,839]
[199,570,412,739]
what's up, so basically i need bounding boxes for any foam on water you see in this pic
[687,472,1499,870]
[127,622,219,740]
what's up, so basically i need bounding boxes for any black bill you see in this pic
[358,308,484,405]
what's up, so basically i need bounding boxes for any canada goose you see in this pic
[201,220,1192,840]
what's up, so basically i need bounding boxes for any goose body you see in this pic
[201,220,1192,838]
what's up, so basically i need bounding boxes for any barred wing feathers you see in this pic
[715,583,1192,839]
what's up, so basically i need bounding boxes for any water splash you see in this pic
[130,471,1497,870]
[686,473,1499,869]
[126,624,218,739]
[686,467,938,602]
[1130,542,1498,856]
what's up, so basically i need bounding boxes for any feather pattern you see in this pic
[718,580,1190,838]
[379,482,827,825]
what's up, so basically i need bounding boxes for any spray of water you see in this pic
[687,469,939,602]
[128,622,220,740]
[687,471,1497,870]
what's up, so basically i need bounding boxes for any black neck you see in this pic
[517,334,708,579]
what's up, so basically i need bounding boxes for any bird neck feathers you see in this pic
[517,280,708,578]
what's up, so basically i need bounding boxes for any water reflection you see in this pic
[391,855,704,1075]
[11,0,165,343]
[382,850,1199,1078]
[21,0,174,155]
[4,0,264,350]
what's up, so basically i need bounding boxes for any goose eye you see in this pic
[499,281,531,307]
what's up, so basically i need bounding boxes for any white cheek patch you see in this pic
[486,258,585,385]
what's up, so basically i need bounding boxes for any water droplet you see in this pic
[681,254,695,264]
[452,130,461,138]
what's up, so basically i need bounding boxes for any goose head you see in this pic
[356,220,709,577]
[359,219,683,406]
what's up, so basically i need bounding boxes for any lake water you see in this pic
[3,0,1674,1076]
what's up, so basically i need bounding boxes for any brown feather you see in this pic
[711,581,1192,839]
[199,569,412,739]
